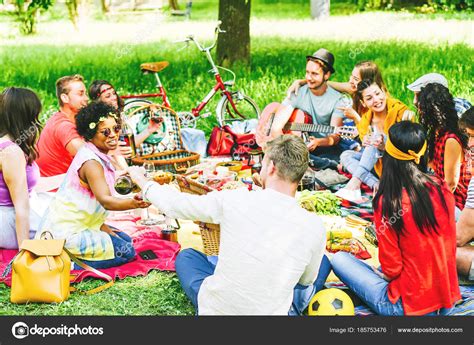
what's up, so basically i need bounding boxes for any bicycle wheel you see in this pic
[217,91,260,127]
[123,99,153,117]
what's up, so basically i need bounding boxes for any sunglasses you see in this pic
[100,125,121,137]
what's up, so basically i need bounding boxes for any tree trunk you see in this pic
[66,0,79,30]
[100,0,110,13]
[217,0,251,67]
[169,0,179,10]
[310,0,330,20]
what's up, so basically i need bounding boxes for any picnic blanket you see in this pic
[0,214,180,287]
[352,285,474,316]
[329,171,374,222]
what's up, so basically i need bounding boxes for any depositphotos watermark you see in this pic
[11,321,104,339]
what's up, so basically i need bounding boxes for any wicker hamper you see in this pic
[129,104,200,173]
[177,175,221,255]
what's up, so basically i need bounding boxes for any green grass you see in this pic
[0,37,473,315]
[0,38,472,135]
[0,271,194,315]
[178,0,469,20]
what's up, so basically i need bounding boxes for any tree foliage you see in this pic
[1,0,54,34]
[356,0,473,11]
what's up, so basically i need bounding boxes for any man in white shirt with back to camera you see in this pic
[128,134,330,315]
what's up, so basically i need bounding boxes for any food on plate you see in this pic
[298,190,341,216]
[216,161,243,172]
[326,229,352,241]
[153,170,174,185]
[220,180,247,190]
[326,238,371,260]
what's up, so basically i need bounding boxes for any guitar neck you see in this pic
[284,122,335,134]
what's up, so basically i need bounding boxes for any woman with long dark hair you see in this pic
[89,80,125,113]
[332,121,461,315]
[0,87,42,248]
[417,83,470,211]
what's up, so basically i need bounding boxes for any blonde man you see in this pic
[129,135,330,315]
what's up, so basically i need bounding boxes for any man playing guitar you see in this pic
[264,48,348,170]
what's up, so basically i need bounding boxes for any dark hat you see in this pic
[306,48,335,74]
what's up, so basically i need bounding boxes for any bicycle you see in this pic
[121,21,260,129]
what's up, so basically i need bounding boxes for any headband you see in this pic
[385,135,427,164]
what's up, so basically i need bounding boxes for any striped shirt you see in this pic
[466,177,474,209]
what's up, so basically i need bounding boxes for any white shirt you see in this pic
[143,183,326,315]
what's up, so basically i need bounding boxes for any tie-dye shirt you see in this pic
[37,142,115,261]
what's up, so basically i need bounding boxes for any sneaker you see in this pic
[335,188,364,203]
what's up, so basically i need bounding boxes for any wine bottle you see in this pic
[119,113,137,164]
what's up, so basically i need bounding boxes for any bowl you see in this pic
[205,171,237,189]
[215,161,243,173]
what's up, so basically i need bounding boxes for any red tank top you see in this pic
[431,131,470,210]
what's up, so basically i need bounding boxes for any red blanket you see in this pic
[0,215,180,287]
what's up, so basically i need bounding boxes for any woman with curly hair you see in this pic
[88,79,163,155]
[38,102,151,268]
[417,83,470,211]
[0,87,42,248]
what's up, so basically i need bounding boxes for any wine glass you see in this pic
[137,162,164,226]
[340,93,353,109]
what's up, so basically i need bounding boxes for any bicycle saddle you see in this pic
[140,61,169,73]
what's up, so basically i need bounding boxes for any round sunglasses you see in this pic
[99,125,121,137]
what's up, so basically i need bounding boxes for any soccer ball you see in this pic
[308,288,355,316]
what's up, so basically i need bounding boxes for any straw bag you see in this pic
[129,104,200,173]
[4,233,113,304]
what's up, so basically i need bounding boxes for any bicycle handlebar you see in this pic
[176,21,225,53]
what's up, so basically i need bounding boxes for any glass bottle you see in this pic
[119,113,137,164]
[114,175,141,195]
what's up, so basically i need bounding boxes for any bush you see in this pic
[356,0,473,11]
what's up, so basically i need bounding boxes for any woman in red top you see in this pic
[418,83,470,210]
[332,121,461,315]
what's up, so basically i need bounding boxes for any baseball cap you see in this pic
[407,73,448,92]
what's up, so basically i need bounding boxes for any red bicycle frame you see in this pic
[121,72,171,108]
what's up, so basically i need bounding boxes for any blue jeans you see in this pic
[175,248,331,315]
[331,252,453,316]
[74,230,136,270]
[310,146,342,170]
[340,146,380,188]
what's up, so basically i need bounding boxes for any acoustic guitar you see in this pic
[256,102,358,147]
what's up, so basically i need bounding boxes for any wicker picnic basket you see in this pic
[129,104,200,174]
[176,175,221,255]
